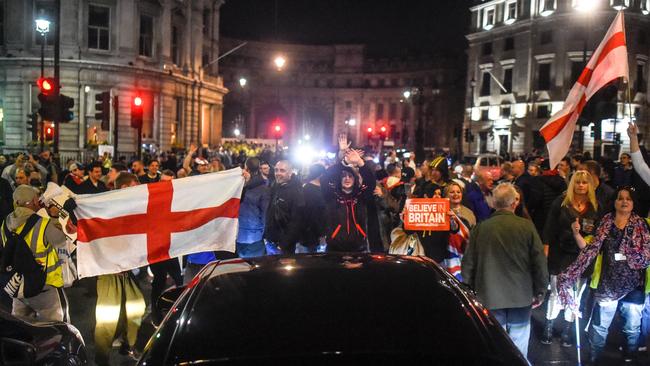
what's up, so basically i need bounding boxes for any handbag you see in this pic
[389,227,425,256]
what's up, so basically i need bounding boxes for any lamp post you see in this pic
[35,12,50,78]
[469,78,476,155]
[575,0,598,157]
[403,86,425,164]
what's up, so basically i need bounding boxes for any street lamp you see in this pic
[234,128,241,137]
[239,77,247,88]
[402,90,411,100]
[304,134,310,141]
[35,11,50,78]
[574,0,597,12]
[274,55,286,71]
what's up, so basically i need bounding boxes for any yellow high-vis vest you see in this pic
[1,216,63,288]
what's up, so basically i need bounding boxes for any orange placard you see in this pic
[403,198,450,231]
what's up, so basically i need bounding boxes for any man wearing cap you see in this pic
[63,162,85,194]
[0,185,68,322]
[182,143,210,176]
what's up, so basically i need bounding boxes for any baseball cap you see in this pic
[194,158,209,165]
[69,162,83,171]
[13,185,39,204]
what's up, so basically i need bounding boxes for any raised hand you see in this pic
[338,133,351,152]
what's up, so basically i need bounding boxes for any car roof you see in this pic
[161,254,515,364]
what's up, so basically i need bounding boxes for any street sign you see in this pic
[403,198,450,231]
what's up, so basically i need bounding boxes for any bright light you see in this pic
[403,90,411,99]
[234,128,240,137]
[239,77,247,87]
[274,125,281,132]
[134,96,143,106]
[367,127,373,133]
[84,86,91,93]
[274,55,286,70]
[40,79,53,91]
[304,134,310,141]
[574,0,597,12]
[326,152,336,159]
[35,18,50,35]
[347,118,356,126]
[318,150,327,158]
[380,126,387,132]
[295,144,315,165]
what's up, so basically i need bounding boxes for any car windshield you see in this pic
[169,258,496,363]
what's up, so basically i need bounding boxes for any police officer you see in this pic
[1,185,68,322]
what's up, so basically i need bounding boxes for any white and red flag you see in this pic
[74,168,244,278]
[541,11,628,169]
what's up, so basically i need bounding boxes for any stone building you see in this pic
[219,37,464,153]
[0,0,227,159]
[466,0,650,158]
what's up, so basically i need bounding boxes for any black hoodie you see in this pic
[264,175,304,252]
[321,163,376,252]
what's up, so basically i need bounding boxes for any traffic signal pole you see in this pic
[53,0,61,154]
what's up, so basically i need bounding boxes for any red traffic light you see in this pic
[37,77,57,95]
[274,124,281,132]
[134,96,143,107]
[367,127,373,133]
[380,126,387,133]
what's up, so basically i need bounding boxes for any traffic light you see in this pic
[379,125,388,140]
[44,123,54,141]
[131,95,143,129]
[95,92,110,130]
[37,77,57,96]
[26,113,38,141]
[272,119,283,139]
[58,94,74,123]
[37,77,59,121]
[366,127,373,139]
[464,128,470,142]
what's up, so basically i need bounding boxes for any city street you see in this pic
[61,266,648,366]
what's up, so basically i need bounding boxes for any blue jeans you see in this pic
[637,293,650,348]
[265,241,283,255]
[236,240,266,258]
[589,295,644,360]
[491,306,532,360]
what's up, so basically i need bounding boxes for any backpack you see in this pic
[1,214,48,298]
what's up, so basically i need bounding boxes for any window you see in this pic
[171,25,181,65]
[378,79,385,87]
[345,101,352,110]
[504,37,515,51]
[537,105,550,118]
[502,68,513,94]
[636,63,647,93]
[480,71,491,96]
[540,0,556,16]
[0,3,4,46]
[610,0,629,11]
[482,42,492,56]
[172,97,183,145]
[202,9,210,35]
[88,5,110,50]
[538,63,551,90]
[501,106,511,118]
[139,14,153,57]
[483,8,495,30]
[505,1,517,24]
[481,109,489,121]
[389,103,397,120]
[642,0,650,15]
[34,2,55,46]
[571,60,586,84]
[376,103,384,119]
[540,30,553,45]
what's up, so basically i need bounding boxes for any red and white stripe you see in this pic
[541,12,628,169]
[74,168,244,278]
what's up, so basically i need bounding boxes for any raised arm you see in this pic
[628,122,650,186]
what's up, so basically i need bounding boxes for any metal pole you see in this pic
[415,86,425,164]
[113,96,119,158]
[40,34,45,77]
[53,0,61,154]
[137,125,142,161]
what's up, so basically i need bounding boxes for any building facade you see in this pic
[466,0,650,158]
[0,0,228,159]
[219,37,464,153]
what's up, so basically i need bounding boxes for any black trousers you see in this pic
[149,259,183,306]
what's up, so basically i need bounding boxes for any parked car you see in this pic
[474,154,504,179]
[0,309,87,365]
[141,254,527,365]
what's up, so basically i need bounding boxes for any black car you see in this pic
[140,254,527,365]
[0,309,87,365]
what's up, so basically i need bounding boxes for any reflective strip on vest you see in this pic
[590,253,650,295]
[14,216,63,288]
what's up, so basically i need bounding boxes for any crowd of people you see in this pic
[1,125,650,364]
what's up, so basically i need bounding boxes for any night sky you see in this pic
[220,0,471,58]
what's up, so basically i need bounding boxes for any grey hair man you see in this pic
[462,183,548,361]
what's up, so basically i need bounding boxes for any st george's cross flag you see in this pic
[74,168,244,278]
[541,12,628,170]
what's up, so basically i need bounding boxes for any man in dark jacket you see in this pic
[321,149,376,252]
[462,183,548,360]
[264,160,304,254]
[77,162,108,194]
[299,163,327,253]
[531,168,567,235]
[236,157,270,258]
